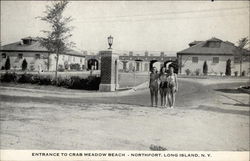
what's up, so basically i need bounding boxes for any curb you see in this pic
[0,82,148,98]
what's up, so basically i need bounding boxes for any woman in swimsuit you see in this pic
[159,67,168,108]
[149,67,159,107]
[166,66,178,108]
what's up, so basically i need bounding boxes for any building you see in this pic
[0,37,85,71]
[84,51,177,72]
[119,51,176,72]
[177,37,250,75]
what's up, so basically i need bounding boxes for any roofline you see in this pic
[0,50,50,53]
[176,52,233,56]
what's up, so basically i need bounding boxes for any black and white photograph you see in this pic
[0,0,249,161]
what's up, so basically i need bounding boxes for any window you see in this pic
[192,57,198,63]
[35,54,40,59]
[213,57,219,64]
[2,53,6,58]
[73,57,75,62]
[18,53,23,59]
[80,58,82,63]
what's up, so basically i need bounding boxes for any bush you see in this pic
[86,76,101,90]
[30,75,40,84]
[0,72,101,90]
[56,76,70,87]
[195,69,200,76]
[185,69,191,75]
[225,59,231,76]
[5,56,11,70]
[17,73,33,83]
[0,72,17,82]
[68,76,100,90]
[234,71,238,77]
[39,75,52,85]
[203,61,208,75]
[68,76,87,89]
[242,71,246,76]
[22,59,28,71]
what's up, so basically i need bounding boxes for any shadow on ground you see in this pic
[214,89,244,94]
[195,105,249,116]
[223,103,250,107]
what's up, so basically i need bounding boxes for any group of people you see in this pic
[149,66,178,108]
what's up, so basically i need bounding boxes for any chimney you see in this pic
[160,52,164,57]
[145,51,149,57]
[129,51,133,56]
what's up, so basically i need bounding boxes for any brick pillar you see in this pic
[99,50,119,92]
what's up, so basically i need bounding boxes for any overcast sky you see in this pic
[1,1,249,55]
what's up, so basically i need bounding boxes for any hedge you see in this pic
[0,72,100,90]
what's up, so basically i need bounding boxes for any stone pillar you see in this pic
[99,50,119,92]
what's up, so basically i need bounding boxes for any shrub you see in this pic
[225,59,231,76]
[203,61,208,75]
[86,76,101,90]
[220,72,223,76]
[22,59,28,71]
[30,75,40,84]
[5,56,11,70]
[234,71,238,77]
[68,76,87,89]
[17,73,33,83]
[0,72,17,82]
[67,76,100,90]
[56,76,70,87]
[242,71,246,76]
[195,69,200,76]
[39,75,52,85]
[185,69,191,75]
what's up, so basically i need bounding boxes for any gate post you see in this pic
[99,50,119,92]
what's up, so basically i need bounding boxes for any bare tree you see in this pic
[236,37,249,76]
[37,0,74,82]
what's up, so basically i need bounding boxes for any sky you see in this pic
[0,1,249,55]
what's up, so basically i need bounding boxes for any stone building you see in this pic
[177,37,250,75]
[0,37,85,71]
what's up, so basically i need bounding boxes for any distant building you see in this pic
[119,51,176,72]
[0,37,85,71]
[177,37,250,75]
[84,51,177,72]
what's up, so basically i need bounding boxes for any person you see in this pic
[166,66,178,108]
[159,67,168,107]
[149,67,159,107]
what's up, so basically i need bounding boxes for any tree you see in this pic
[235,37,249,76]
[225,59,231,76]
[22,59,28,71]
[203,61,208,75]
[37,0,74,83]
[5,56,10,70]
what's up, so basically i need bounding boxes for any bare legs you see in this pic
[160,88,168,107]
[150,87,158,107]
[166,88,176,108]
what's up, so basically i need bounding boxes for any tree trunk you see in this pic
[240,54,242,76]
[55,52,59,84]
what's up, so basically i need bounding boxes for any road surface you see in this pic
[0,78,249,150]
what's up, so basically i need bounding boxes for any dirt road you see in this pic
[0,78,249,150]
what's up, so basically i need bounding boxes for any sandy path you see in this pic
[0,79,249,150]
